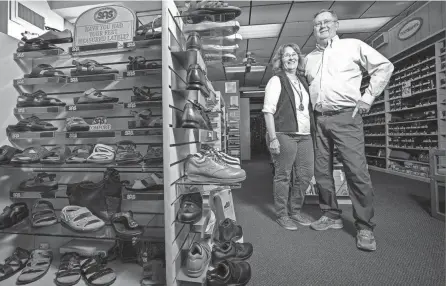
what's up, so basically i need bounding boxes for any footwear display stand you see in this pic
[2,8,167,285]
[363,29,446,183]
[163,1,243,285]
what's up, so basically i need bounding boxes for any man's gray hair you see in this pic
[313,9,338,21]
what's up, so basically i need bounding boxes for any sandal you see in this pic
[115,141,143,165]
[124,175,163,191]
[0,203,29,230]
[24,64,66,78]
[66,117,90,131]
[54,252,82,286]
[16,249,53,285]
[22,26,72,44]
[143,145,163,164]
[65,145,93,163]
[86,144,116,164]
[10,146,51,164]
[17,90,66,107]
[16,39,64,53]
[127,56,162,71]
[60,206,105,233]
[71,60,119,76]
[132,86,162,102]
[134,16,162,41]
[0,247,30,282]
[75,89,119,104]
[19,172,58,192]
[81,256,116,286]
[31,200,58,228]
[182,0,242,23]
[7,116,58,132]
[41,145,71,164]
[0,145,21,165]
[111,211,143,239]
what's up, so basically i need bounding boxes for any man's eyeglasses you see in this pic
[314,20,336,28]
[283,53,298,59]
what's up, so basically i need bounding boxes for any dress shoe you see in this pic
[187,64,208,91]
[206,260,251,286]
[176,192,202,224]
[212,240,253,265]
[186,32,202,51]
[185,153,246,184]
[217,218,243,242]
[181,102,211,130]
[186,240,211,278]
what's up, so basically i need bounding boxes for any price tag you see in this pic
[11,133,20,139]
[127,102,136,108]
[16,53,25,58]
[127,42,136,48]
[68,133,77,139]
[127,71,136,77]
[89,124,112,131]
[16,79,25,85]
[124,130,134,136]
[67,105,77,111]
[17,108,26,113]
[72,46,80,52]
[39,243,49,249]
[126,194,136,200]
[207,131,213,140]
[12,192,22,198]
[69,77,79,83]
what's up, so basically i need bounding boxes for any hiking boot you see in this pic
[290,212,313,226]
[212,240,253,265]
[276,216,298,231]
[216,218,243,242]
[310,216,343,231]
[356,230,377,251]
[207,260,251,286]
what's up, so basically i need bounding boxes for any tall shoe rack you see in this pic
[363,29,446,183]
[163,1,241,285]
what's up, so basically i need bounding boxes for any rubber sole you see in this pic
[310,223,343,231]
[186,174,246,184]
[16,257,52,285]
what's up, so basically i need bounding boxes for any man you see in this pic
[304,9,394,251]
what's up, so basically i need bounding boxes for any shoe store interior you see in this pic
[0,0,444,285]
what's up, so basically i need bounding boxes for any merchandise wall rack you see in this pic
[363,29,446,183]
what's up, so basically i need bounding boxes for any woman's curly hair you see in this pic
[271,43,305,75]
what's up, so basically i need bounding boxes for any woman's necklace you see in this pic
[286,74,305,111]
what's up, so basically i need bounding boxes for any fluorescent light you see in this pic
[338,17,393,33]
[250,66,266,72]
[225,66,266,73]
[238,24,282,39]
[243,90,265,94]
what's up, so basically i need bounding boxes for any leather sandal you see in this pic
[54,252,82,286]
[75,89,119,104]
[143,145,163,164]
[65,145,93,163]
[17,90,66,107]
[60,206,105,233]
[81,256,116,286]
[0,145,21,165]
[127,56,162,71]
[86,144,116,164]
[41,145,71,164]
[0,247,30,282]
[111,211,143,239]
[10,146,51,164]
[115,141,143,165]
[16,249,53,285]
[24,64,66,78]
[7,116,58,132]
[19,172,58,192]
[31,200,58,228]
[0,203,29,230]
[16,39,64,53]
[132,86,162,102]
[71,60,119,76]
[65,117,90,131]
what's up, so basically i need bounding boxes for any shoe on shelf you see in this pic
[216,218,243,242]
[310,216,343,231]
[134,15,162,41]
[181,102,211,130]
[184,20,240,37]
[356,230,377,251]
[22,26,72,44]
[176,192,203,224]
[186,32,202,51]
[185,240,211,278]
[212,240,253,265]
[206,260,251,286]
[276,216,298,231]
[186,64,209,91]
[200,144,240,167]
[181,0,242,23]
[203,52,236,62]
[290,212,313,226]
[185,153,246,184]
[202,33,242,45]
[202,44,238,53]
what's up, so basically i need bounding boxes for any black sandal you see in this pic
[54,253,82,286]
[81,256,116,286]
[31,200,58,228]
[0,247,30,282]
[0,203,29,230]
[111,211,143,239]
[24,64,66,78]
[132,86,162,102]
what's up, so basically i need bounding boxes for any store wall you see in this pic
[376,1,446,58]
[240,98,251,160]
[0,1,7,34]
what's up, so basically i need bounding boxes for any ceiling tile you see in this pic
[331,1,374,19]
[341,32,374,41]
[275,36,308,51]
[250,4,291,25]
[287,1,333,22]
[238,7,251,26]
[245,72,262,87]
[252,1,292,6]
[301,46,315,55]
[247,38,277,58]
[281,21,314,37]
[303,35,316,49]
[362,1,413,18]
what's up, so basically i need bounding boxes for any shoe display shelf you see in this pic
[163,1,246,285]
[1,11,168,285]
[366,30,446,183]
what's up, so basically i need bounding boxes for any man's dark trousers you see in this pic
[314,108,375,230]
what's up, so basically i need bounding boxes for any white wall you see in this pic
[8,0,65,41]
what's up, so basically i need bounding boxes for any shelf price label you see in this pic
[124,130,134,136]
[72,46,80,52]
[67,105,77,111]
[126,42,136,48]
[126,71,136,77]
[69,77,79,83]
[126,194,136,200]
[16,53,25,58]
[16,79,25,85]
[68,133,78,139]
[12,192,22,198]
[16,108,26,113]
[127,102,137,108]
[11,133,20,139]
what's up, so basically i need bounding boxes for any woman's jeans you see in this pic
[268,133,314,218]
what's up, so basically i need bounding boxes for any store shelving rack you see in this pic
[364,29,446,183]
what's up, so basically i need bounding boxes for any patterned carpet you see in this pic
[233,156,445,286]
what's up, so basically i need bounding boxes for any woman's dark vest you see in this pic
[273,71,315,137]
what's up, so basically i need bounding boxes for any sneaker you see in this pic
[310,216,343,231]
[185,153,246,183]
[276,216,298,231]
[356,230,377,251]
[290,212,313,226]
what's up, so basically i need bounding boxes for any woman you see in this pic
[262,43,315,231]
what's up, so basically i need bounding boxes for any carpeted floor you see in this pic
[233,155,445,286]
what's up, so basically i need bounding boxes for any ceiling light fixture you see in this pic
[225,66,266,73]
[238,24,282,39]
[243,90,265,94]
[338,17,393,33]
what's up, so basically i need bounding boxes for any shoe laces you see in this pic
[359,230,373,238]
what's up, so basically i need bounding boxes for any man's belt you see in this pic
[314,107,355,116]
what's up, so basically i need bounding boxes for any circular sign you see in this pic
[94,7,118,23]
[398,18,423,41]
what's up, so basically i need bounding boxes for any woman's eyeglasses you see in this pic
[283,53,298,59]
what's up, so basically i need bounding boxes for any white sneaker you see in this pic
[184,21,240,36]
[202,44,239,52]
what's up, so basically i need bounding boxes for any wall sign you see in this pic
[73,5,136,47]
[225,82,237,94]
[398,18,423,41]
